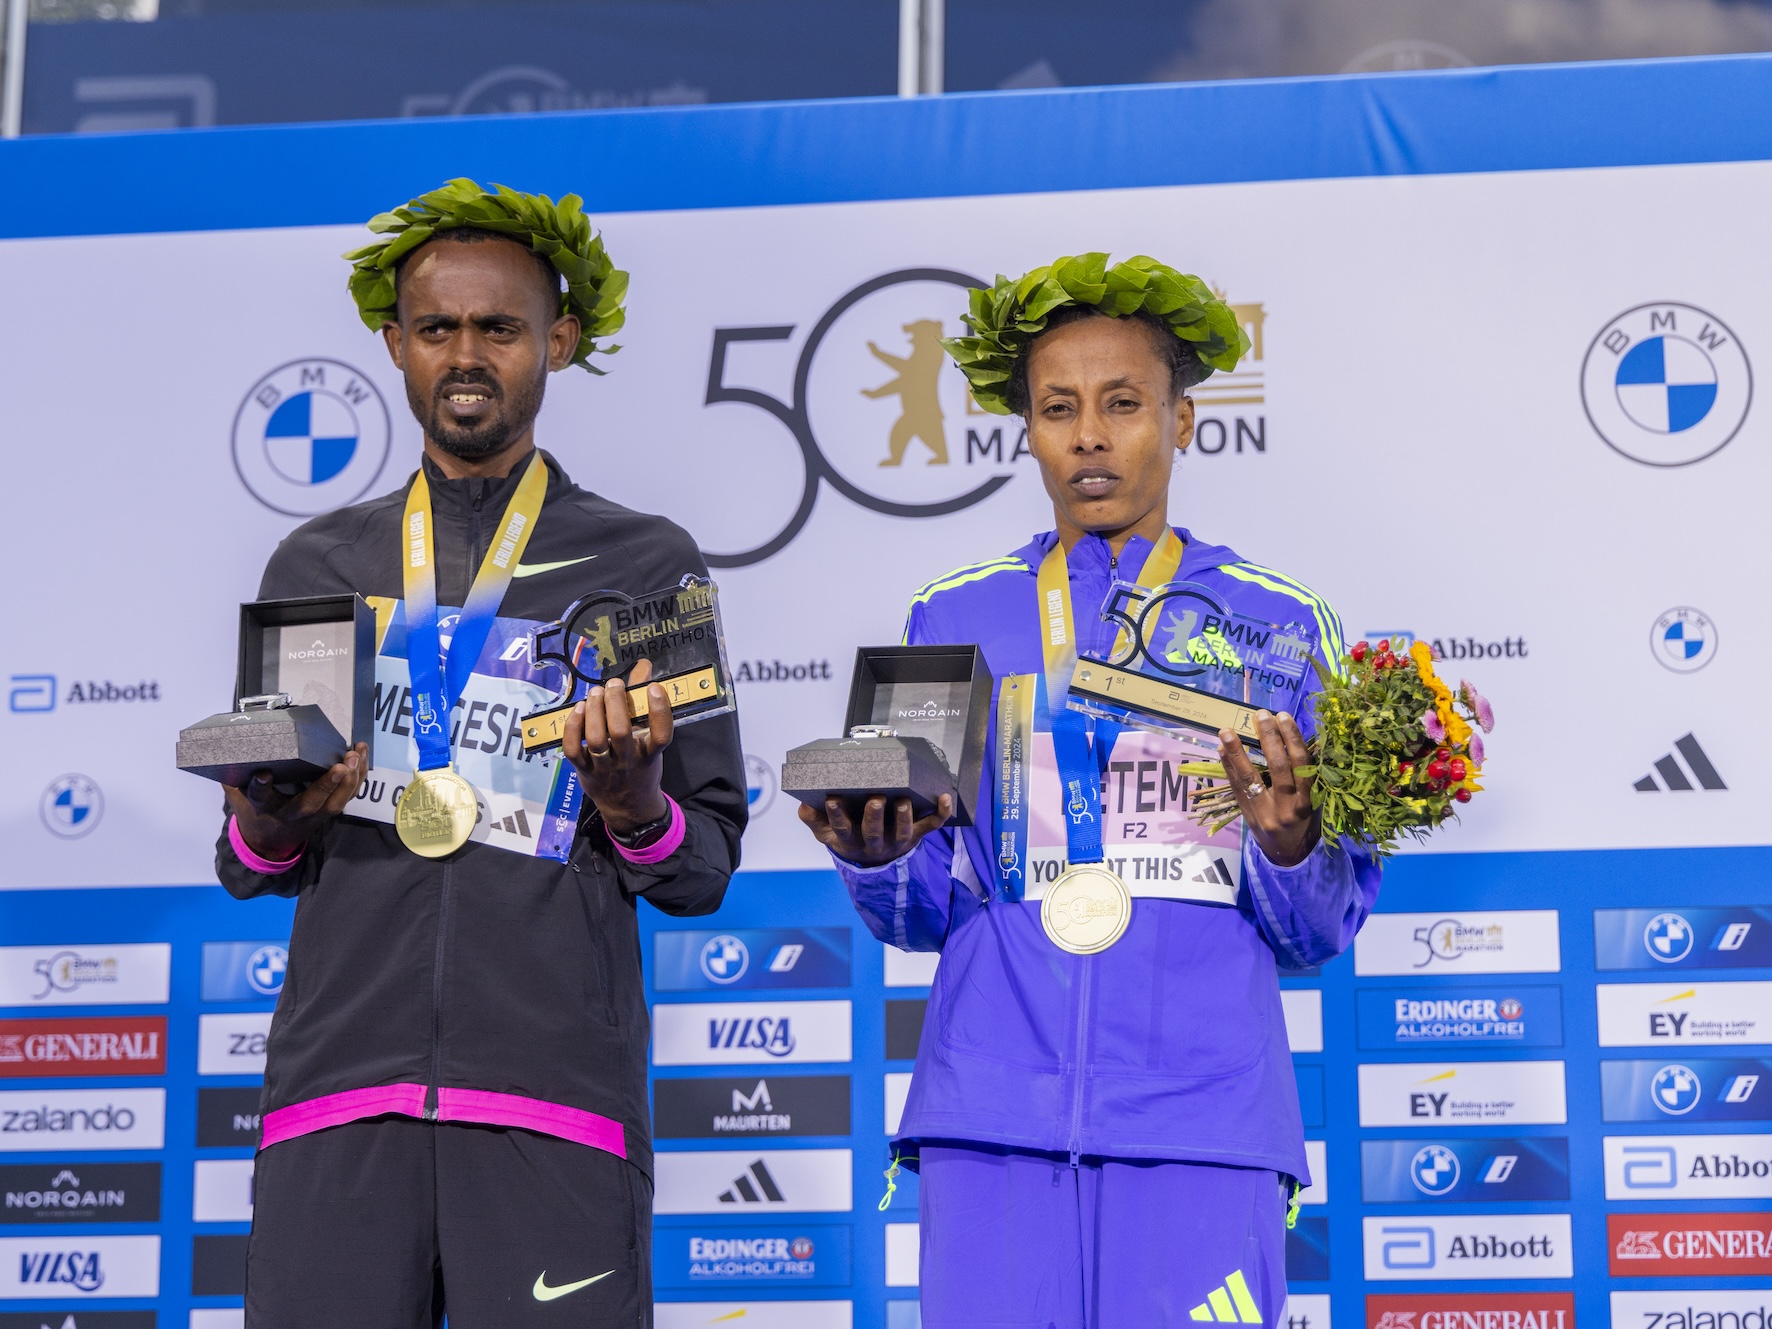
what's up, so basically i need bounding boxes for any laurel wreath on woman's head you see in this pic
[941,253,1251,415]
[342,178,628,374]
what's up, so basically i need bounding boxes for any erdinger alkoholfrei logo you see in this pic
[1582,304,1752,467]
[704,269,1020,567]
[233,359,392,516]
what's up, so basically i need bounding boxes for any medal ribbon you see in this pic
[994,529,1184,896]
[402,452,548,773]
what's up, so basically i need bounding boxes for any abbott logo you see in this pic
[1605,1134,1772,1199]
[1383,1226,1436,1269]
[1362,1215,1572,1280]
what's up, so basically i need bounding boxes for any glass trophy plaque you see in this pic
[176,594,376,788]
[519,576,734,754]
[1067,579,1321,746]
[782,645,993,827]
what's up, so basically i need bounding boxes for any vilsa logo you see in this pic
[18,1248,105,1291]
[708,1016,797,1057]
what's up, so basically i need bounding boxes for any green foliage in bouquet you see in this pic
[343,178,627,373]
[941,253,1252,415]
[1183,638,1493,858]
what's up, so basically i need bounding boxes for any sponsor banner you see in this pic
[884,1073,911,1137]
[0,1017,166,1077]
[1596,909,1772,970]
[885,1001,925,1061]
[197,1012,272,1075]
[652,1002,852,1066]
[0,1235,161,1298]
[885,1222,918,1288]
[0,946,170,1008]
[1597,982,1772,1047]
[1601,1058,1772,1122]
[653,1149,853,1214]
[0,1089,165,1152]
[0,1163,160,1223]
[191,1314,246,1329]
[0,1314,158,1328]
[1610,1213,1772,1276]
[192,1158,254,1223]
[1354,912,1561,977]
[1610,1291,1772,1329]
[883,946,939,989]
[1298,1065,1325,1128]
[1301,1139,1328,1204]
[191,1234,248,1296]
[1362,1214,1572,1280]
[654,1223,852,1288]
[1360,1138,1571,1202]
[200,941,289,1001]
[1288,1216,1331,1281]
[1357,1062,1567,1126]
[1284,990,1324,1053]
[1288,1295,1332,1329]
[1356,986,1564,1049]
[1604,1134,1772,1199]
[196,1086,263,1147]
[655,1302,853,1329]
[654,1075,851,1139]
[654,929,851,991]
[1366,1292,1575,1329]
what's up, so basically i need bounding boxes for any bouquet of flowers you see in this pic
[1183,638,1494,857]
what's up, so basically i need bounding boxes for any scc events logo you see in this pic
[233,359,392,516]
[704,269,1022,566]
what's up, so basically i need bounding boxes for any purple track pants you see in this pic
[917,1143,1289,1329]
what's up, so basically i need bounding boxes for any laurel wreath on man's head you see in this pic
[941,253,1251,415]
[342,177,628,374]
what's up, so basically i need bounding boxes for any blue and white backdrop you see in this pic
[0,54,1769,1329]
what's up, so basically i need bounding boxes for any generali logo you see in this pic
[0,1018,166,1077]
[1609,1212,1772,1275]
[1367,1292,1574,1329]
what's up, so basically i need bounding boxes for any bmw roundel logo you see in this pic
[1643,912,1694,963]
[40,774,104,839]
[1651,607,1717,673]
[1582,304,1752,467]
[699,934,750,984]
[233,359,393,516]
[247,944,289,997]
[1651,1063,1702,1115]
[744,754,778,816]
[1410,1144,1461,1195]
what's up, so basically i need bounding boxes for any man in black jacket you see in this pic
[219,182,745,1328]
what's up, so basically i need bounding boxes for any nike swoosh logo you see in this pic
[513,555,597,578]
[532,1270,614,1301]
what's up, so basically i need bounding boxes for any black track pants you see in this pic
[245,1117,651,1328]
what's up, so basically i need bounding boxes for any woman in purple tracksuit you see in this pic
[801,257,1383,1329]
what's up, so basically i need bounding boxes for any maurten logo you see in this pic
[40,775,103,839]
[232,359,392,516]
[1582,303,1752,467]
[1634,734,1726,792]
[1653,608,1717,673]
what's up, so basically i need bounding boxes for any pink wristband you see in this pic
[610,795,685,865]
[229,817,304,875]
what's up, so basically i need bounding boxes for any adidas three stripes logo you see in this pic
[1190,1269,1263,1324]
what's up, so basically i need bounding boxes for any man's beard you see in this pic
[411,367,547,461]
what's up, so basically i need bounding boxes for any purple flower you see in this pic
[1430,642,1443,660]
[1421,708,1446,742]
[1460,681,1496,732]
[1470,732,1486,766]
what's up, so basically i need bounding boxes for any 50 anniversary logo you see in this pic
[704,268,1017,567]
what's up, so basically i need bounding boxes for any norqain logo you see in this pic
[703,269,1018,566]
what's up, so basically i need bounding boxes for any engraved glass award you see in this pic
[518,576,734,753]
[1067,580,1322,746]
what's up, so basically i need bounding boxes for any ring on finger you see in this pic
[584,744,613,760]
[1245,779,1266,799]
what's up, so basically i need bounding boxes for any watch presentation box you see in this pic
[175,594,376,789]
[781,644,993,827]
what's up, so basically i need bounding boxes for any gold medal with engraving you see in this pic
[395,766,479,858]
[1040,863,1132,955]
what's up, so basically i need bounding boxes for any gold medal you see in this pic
[395,767,479,858]
[1040,863,1132,954]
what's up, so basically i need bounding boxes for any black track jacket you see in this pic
[214,451,745,1178]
